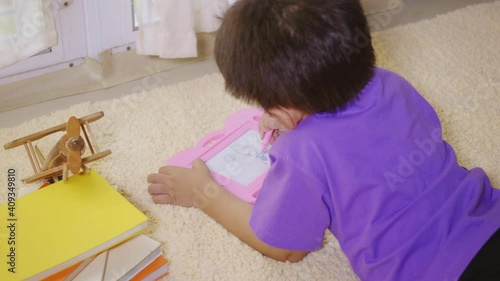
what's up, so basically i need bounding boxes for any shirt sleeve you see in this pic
[249,153,331,251]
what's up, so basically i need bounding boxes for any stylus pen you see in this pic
[261,130,274,152]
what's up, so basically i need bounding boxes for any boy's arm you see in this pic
[148,159,309,262]
[196,180,309,263]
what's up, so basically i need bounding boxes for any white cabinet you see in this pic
[0,0,137,85]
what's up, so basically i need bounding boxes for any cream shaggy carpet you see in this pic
[1,2,499,280]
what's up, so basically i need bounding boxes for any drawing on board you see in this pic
[206,130,270,186]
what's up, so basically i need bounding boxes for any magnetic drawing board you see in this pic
[166,108,271,203]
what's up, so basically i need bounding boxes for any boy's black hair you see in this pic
[215,0,376,114]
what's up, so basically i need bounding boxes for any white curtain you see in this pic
[0,0,57,69]
[136,0,230,59]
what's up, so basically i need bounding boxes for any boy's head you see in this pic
[215,0,375,114]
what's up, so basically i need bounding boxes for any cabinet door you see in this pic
[0,0,138,85]
[0,1,87,83]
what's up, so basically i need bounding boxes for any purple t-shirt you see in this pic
[249,67,500,280]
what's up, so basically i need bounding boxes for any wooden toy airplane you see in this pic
[4,112,111,184]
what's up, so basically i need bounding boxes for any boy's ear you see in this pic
[267,107,308,130]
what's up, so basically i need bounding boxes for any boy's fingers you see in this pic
[158,165,184,175]
[274,130,281,138]
[258,120,267,139]
[259,112,274,138]
[147,172,169,184]
[148,183,167,194]
[192,158,209,171]
[152,194,173,204]
[260,113,289,135]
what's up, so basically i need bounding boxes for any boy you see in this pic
[147,0,500,280]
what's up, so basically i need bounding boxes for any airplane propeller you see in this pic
[64,116,85,174]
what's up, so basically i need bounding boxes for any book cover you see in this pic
[41,256,94,281]
[0,170,148,281]
[130,256,168,281]
[73,234,163,281]
[71,251,108,281]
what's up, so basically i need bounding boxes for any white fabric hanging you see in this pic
[0,0,57,69]
[136,0,229,59]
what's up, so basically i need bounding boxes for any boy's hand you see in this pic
[147,159,215,207]
[258,111,289,143]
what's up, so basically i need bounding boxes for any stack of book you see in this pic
[42,234,169,281]
[0,170,168,281]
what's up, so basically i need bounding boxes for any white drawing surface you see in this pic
[206,130,271,186]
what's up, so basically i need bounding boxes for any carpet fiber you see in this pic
[1,2,499,280]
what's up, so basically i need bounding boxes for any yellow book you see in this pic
[0,170,148,281]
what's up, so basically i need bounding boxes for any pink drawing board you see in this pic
[166,108,271,203]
